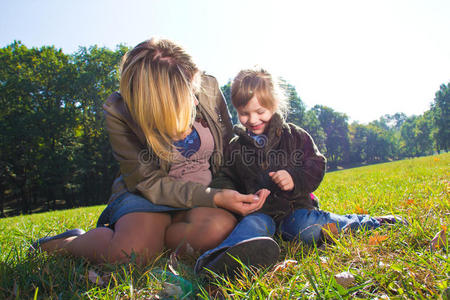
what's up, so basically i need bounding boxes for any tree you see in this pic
[303,110,327,154]
[310,105,350,168]
[365,123,394,162]
[399,113,434,157]
[0,42,127,215]
[349,120,398,164]
[414,111,434,156]
[0,41,78,213]
[349,123,368,163]
[70,45,127,205]
[431,83,449,152]
[381,113,407,130]
[220,81,238,124]
[280,80,306,127]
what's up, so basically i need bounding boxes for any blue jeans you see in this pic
[279,209,380,243]
[195,209,381,271]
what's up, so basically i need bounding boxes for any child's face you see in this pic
[236,95,274,135]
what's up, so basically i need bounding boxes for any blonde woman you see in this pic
[32,39,280,274]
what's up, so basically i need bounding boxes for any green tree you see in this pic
[365,122,394,162]
[310,105,350,168]
[303,109,327,154]
[381,113,407,130]
[349,123,368,163]
[0,42,127,215]
[400,116,419,157]
[414,111,434,156]
[0,41,78,213]
[399,113,434,157]
[220,81,238,124]
[349,120,397,164]
[70,45,127,205]
[280,80,306,127]
[431,83,449,152]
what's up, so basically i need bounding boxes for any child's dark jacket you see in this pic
[211,113,326,221]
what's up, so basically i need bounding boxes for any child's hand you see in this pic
[269,170,294,191]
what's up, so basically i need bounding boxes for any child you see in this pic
[208,68,407,248]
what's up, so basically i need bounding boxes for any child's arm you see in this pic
[210,168,240,190]
[281,124,327,196]
[209,138,244,192]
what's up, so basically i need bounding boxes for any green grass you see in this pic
[0,154,448,299]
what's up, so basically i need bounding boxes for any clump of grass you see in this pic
[0,153,448,299]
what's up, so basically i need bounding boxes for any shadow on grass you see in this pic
[0,246,204,299]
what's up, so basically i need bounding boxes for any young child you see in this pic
[210,68,407,246]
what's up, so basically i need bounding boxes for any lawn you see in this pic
[0,154,448,299]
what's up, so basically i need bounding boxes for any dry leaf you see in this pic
[273,259,298,272]
[160,282,183,298]
[168,252,179,276]
[185,242,195,255]
[204,284,223,299]
[334,271,355,288]
[355,204,368,214]
[319,256,329,265]
[88,270,105,286]
[405,198,415,205]
[368,233,389,245]
[430,227,447,251]
[322,223,339,241]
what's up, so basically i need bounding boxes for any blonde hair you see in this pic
[231,68,288,117]
[119,38,200,161]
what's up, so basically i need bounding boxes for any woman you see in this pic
[32,39,279,273]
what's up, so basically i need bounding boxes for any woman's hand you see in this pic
[213,189,270,216]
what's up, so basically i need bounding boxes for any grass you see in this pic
[0,153,448,299]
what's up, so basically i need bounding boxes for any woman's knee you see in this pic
[105,240,164,264]
[188,207,237,242]
[106,212,171,264]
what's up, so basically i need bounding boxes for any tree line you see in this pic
[1,42,448,217]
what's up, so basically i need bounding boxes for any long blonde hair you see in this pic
[231,68,288,117]
[119,38,200,161]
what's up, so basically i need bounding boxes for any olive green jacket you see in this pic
[103,74,233,208]
[211,113,326,221]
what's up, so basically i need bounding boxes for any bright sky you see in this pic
[1,0,449,124]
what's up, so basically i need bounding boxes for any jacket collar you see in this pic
[233,112,287,149]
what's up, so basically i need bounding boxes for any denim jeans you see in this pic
[195,209,381,272]
[279,209,381,243]
[195,213,275,272]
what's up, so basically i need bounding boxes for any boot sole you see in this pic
[202,237,280,277]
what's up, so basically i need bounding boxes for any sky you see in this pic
[1,0,449,124]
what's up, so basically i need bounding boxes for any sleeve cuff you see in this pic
[192,186,221,208]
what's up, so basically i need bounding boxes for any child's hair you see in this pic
[231,68,289,117]
[119,38,200,161]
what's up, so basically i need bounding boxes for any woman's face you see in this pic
[236,95,274,135]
